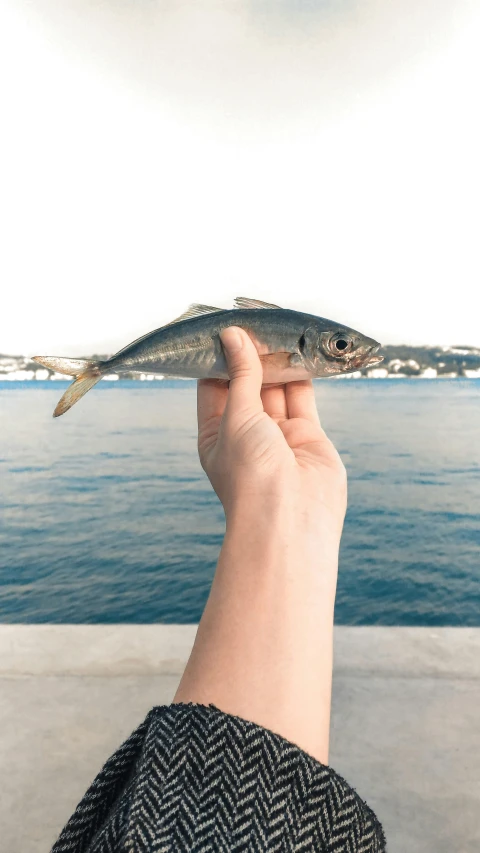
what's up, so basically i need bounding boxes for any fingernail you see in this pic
[220,327,243,355]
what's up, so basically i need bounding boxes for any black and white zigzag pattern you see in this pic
[50,702,387,853]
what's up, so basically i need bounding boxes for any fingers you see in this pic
[197,378,228,434]
[260,384,288,422]
[220,326,264,421]
[285,380,321,426]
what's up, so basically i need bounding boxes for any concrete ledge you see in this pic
[0,624,198,676]
[1,624,479,677]
[1,626,479,853]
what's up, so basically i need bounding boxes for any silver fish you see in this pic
[33,297,383,417]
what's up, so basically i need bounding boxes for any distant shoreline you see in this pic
[1,374,479,383]
[1,343,480,381]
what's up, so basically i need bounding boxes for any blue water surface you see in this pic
[0,379,478,624]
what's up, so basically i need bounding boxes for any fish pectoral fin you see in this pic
[259,352,293,369]
[163,304,224,327]
[234,297,282,310]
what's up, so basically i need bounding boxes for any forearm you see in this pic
[172,501,339,765]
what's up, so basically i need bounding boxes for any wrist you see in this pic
[226,493,343,547]
[223,496,342,579]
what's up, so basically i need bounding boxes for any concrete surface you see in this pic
[1,626,479,853]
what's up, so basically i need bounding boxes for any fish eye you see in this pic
[329,334,353,355]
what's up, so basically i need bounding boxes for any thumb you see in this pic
[220,326,263,420]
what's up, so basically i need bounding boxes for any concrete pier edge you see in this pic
[1,624,479,677]
[2,625,479,853]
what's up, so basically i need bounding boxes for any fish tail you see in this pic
[53,371,102,417]
[32,356,105,417]
[31,356,99,376]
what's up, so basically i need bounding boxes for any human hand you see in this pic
[197,327,347,544]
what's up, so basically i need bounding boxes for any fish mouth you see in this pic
[353,343,384,369]
[366,352,384,367]
[365,343,384,366]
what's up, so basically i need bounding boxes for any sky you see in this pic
[1,0,479,355]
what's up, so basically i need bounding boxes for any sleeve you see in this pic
[50,701,387,853]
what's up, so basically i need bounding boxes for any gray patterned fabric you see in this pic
[50,702,386,852]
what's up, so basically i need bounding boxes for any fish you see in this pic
[33,297,383,417]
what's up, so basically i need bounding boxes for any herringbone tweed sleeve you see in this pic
[50,702,387,853]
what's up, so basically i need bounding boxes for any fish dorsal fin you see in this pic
[164,303,224,327]
[234,297,282,310]
[112,304,224,358]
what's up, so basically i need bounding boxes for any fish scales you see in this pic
[110,309,304,379]
[32,298,383,417]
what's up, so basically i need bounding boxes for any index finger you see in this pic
[285,380,321,426]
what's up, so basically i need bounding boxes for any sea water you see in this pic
[0,379,478,624]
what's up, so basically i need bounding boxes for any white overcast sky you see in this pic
[1,0,479,355]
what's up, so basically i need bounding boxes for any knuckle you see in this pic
[228,363,253,381]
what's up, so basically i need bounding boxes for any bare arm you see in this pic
[173,327,346,765]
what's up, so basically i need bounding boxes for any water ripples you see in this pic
[0,379,479,624]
